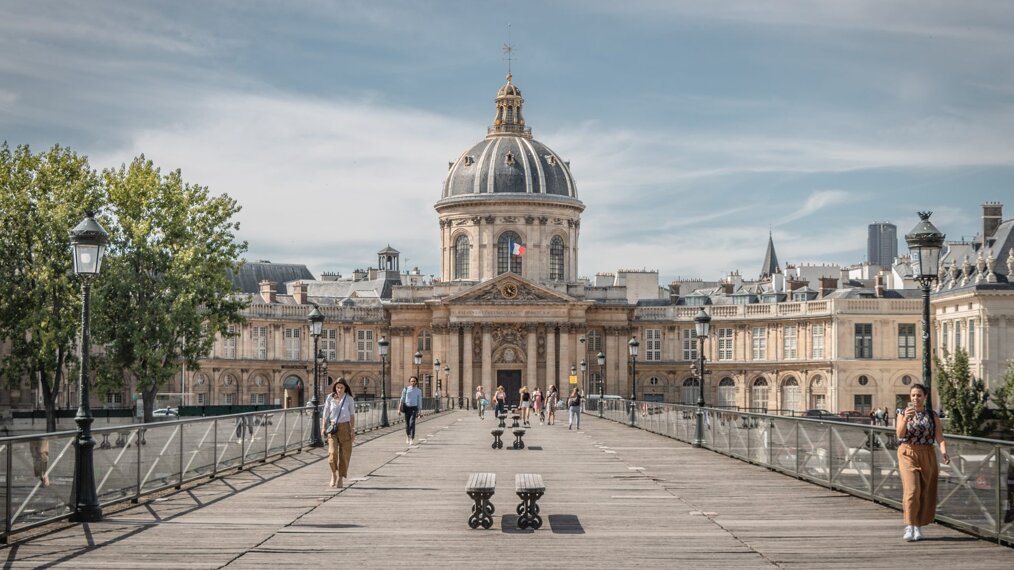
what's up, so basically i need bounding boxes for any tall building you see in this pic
[868,222,898,268]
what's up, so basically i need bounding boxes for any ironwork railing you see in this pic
[598,399,1013,544]
[0,398,433,543]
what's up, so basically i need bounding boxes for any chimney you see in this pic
[983,202,1003,245]
[819,276,838,297]
[293,281,308,305]
[874,274,885,297]
[787,279,807,292]
[668,282,681,304]
[721,282,734,295]
[259,280,276,304]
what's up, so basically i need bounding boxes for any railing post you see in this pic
[767,418,773,467]
[747,415,752,461]
[213,418,218,478]
[795,422,801,476]
[868,428,875,499]
[178,424,184,489]
[282,410,288,456]
[827,425,833,487]
[4,441,13,543]
[240,416,246,471]
[134,428,142,503]
[264,413,268,462]
[995,443,1002,543]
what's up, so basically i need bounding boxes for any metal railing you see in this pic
[597,399,1013,545]
[0,398,433,543]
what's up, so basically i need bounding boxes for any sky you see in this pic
[2,1,1013,284]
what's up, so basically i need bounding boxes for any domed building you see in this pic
[437,73,583,283]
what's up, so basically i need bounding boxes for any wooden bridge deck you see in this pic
[2,411,1010,569]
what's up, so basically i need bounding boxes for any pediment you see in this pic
[442,274,575,304]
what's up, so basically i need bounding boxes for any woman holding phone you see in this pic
[896,383,949,542]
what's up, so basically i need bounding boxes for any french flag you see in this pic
[510,239,525,256]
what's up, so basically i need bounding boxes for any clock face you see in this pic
[501,282,519,299]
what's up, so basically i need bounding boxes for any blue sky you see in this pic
[2,1,1012,284]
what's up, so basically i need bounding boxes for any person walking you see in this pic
[475,385,488,419]
[533,387,544,425]
[321,378,356,488]
[568,388,582,430]
[519,386,532,426]
[493,385,507,418]
[545,386,558,425]
[400,376,423,445]
[896,383,949,542]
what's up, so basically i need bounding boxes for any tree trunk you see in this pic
[143,385,158,423]
[38,367,57,433]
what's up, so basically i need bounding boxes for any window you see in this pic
[589,372,603,394]
[969,320,976,357]
[902,375,913,385]
[106,392,123,406]
[454,235,470,279]
[224,393,236,405]
[854,394,873,414]
[751,327,767,360]
[357,330,375,361]
[417,330,432,352]
[497,231,523,275]
[810,394,826,410]
[681,378,699,404]
[783,326,797,359]
[322,329,337,361]
[781,377,800,412]
[645,329,662,362]
[285,328,301,360]
[811,324,825,359]
[587,330,602,352]
[252,326,268,359]
[196,393,206,405]
[549,235,565,280]
[251,393,267,405]
[224,325,238,359]
[751,378,769,412]
[718,378,736,408]
[954,320,962,351]
[717,328,733,361]
[858,375,869,386]
[941,322,948,353]
[854,323,873,359]
[681,329,697,361]
[898,324,916,359]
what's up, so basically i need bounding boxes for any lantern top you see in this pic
[905,211,945,248]
[69,211,109,247]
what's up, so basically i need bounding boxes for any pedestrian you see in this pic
[30,439,50,488]
[475,385,487,419]
[896,383,949,542]
[545,386,558,425]
[399,376,423,446]
[493,385,507,418]
[567,388,582,430]
[519,386,532,426]
[533,387,543,425]
[321,378,356,488]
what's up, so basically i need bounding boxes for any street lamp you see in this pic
[570,365,577,401]
[597,351,606,417]
[69,211,108,522]
[905,211,945,409]
[628,335,639,426]
[379,335,390,427]
[444,365,451,408]
[580,359,587,405]
[693,307,712,448]
[414,350,423,383]
[306,306,325,447]
[434,358,441,412]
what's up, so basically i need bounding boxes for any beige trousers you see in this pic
[327,422,353,478]
[898,443,938,526]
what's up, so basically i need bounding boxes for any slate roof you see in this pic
[227,262,315,294]
[760,234,781,279]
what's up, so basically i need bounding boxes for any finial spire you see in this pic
[502,24,514,76]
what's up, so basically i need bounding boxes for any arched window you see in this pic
[454,235,470,279]
[497,231,523,275]
[586,330,602,352]
[751,378,769,412]
[417,330,432,352]
[781,377,800,413]
[718,377,736,408]
[549,235,565,280]
[681,378,699,404]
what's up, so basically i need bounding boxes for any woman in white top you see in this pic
[321,379,356,488]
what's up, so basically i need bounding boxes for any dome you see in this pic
[440,74,579,201]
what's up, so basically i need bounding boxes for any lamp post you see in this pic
[434,358,441,412]
[69,211,108,522]
[306,306,325,447]
[693,308,712,448]
[597,351,606,417]
[444,365,451,409]
[570,365,578,401]
[628,335,639,426]
[414,351,423,383]
[580,359,587,406]
[905,211,945,410]
[379,336,390,427]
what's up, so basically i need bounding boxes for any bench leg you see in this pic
[512,434,525,449]
[467,491,495,529]
[491,433,503,449]
[515,491,543,529]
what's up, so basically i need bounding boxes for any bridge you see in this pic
[1,406,1012,568]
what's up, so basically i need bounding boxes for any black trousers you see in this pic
[404,406,419,438]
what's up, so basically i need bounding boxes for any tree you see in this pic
[92,156,247,422]
[934,349,990,437]
[991,361,1014,437]
[0,143,104,432]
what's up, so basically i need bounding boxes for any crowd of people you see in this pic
[475,384,584,430]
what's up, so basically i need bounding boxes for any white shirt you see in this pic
[323,393,355,423]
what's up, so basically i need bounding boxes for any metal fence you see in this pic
[0,397,430,543]
[596,399,1014,545]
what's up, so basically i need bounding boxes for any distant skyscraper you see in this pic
[867,222,897,268]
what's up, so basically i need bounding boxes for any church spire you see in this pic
[760,232,781,279]
[489,73,530,138]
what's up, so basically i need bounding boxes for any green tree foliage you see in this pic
[991,361,1014,437]
[0,144,104,431]
[934,349,990,437]
[93,156,247,422]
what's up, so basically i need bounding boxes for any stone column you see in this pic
[431,324,445,398]
[462,324,474,405]
[448,325,460,399]
[545,325,556,388]
[481,324,493,392]
[559,324,571,387]
[527,324,538,388]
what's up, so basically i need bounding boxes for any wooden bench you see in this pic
[510,414,521,428]
[497,414,507,428]
[491,428,505,449]
[511,428,526,449]
[466,472,496,529]
[514,473,544,529]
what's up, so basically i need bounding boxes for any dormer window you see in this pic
[505,151,515,166]
[463,155,475,166]
[546,154,557,166]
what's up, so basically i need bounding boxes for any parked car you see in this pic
[152,407,178,417]
[802,409,836,420]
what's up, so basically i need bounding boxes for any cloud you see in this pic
[778,190,855,225]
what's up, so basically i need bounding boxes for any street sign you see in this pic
[568,374,578,385]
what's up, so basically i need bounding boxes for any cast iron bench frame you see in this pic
[514,473,544,529]
[466,472,496,529]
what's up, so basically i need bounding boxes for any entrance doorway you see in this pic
[497,370,522,407]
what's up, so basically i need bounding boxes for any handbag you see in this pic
[398,388,406,414]
[325,419,337,435]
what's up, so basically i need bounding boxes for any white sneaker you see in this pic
[912,527,923,541]
[406,437,411,444]
[903,526,915,542]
